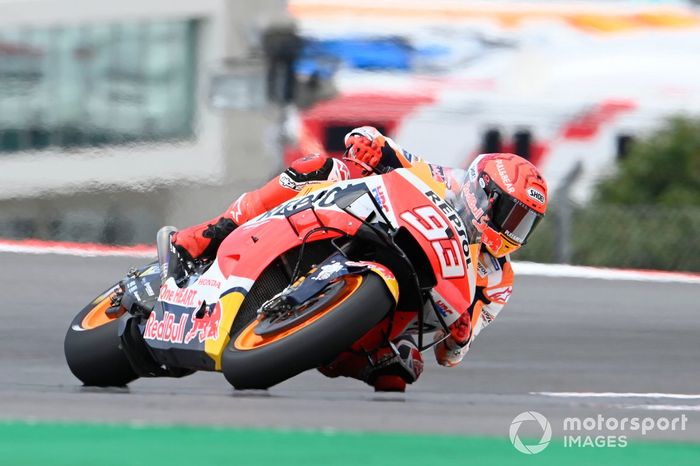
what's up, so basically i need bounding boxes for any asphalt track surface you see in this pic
[1,252,698,442]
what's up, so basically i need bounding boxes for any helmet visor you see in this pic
[491,195,543,245]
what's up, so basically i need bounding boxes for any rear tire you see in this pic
[222,274,394,390]
[64,287,138,387]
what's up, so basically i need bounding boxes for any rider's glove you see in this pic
[433,331,470,367]
[344,126,384,171]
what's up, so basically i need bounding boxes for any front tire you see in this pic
[64,287,138,386]
[222,273,395,390]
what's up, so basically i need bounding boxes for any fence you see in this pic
[515,203,700,272]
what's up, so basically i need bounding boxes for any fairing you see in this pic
[140,160,479,370]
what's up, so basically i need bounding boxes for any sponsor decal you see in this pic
[367,264,396,283]
[528,187,546,204]
[429,164,446,184]
[495,160,516,193]
[505,230,525,244]
[459,188,490,235]
[486,285,513,303]
[144,282,155,297]
[481,308,495,324]
[488,254,502,271]
[344,261,396,282]
[434,299,454,317]
[425,190,471,259]
[143,311,189,343]
[330,158,350,181]
[126,281,138,294]
[477,260,489,278]
[279,173,328,192]
[482,227,504,254]
[311,262,344,281]
[257,181,367,221]
[430,291,459,317]
[279,172,304,191]
[197,278,222,289]
[463,188,485,220]
[371,186,389,212]
[229,193,246,224]
[184,302,222,344]
[400,205,466,279]
[159,284,199,307]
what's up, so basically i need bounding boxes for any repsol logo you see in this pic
[528,187,545,204]
[425,190,471,260]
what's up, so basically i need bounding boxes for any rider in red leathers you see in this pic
[173,126,548,391]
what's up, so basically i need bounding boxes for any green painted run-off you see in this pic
[0,421,698,466]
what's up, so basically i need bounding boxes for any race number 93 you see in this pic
[400,206,465,278]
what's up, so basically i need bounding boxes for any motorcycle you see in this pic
[64,160,484,389]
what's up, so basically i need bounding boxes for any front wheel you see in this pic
[64,286,138,386]
[222,273,395,389]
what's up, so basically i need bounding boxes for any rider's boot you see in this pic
[319,335,424,392]
[366,336,424,392]
[171,216,237,262]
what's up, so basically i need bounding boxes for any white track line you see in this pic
[533,392,700,400]
[515,262,700,284]
[624,405,700,412]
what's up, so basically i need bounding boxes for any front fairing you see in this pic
[379,165,479,328]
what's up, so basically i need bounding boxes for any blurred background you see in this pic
[1,0,699,271]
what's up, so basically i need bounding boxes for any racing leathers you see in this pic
[172,126,514,391]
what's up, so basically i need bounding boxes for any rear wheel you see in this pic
[64,286,138,386]
[222,273,394,389]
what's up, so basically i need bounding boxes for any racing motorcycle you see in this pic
[64,160,484,389]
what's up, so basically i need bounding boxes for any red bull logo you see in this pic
[481,226,504,253]
[184,302,222,344]
[464,187,485,219]
[143,311,189,343]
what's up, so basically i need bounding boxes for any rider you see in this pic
[172,126,548,391]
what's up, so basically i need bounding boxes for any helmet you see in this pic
[461,153,548,257]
